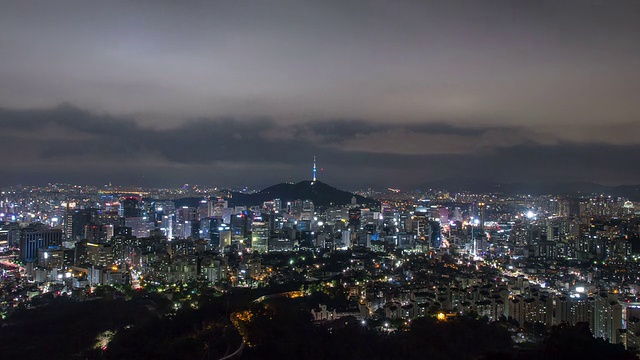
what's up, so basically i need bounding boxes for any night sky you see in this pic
[1,1,639,189]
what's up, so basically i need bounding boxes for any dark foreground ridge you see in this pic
[0,285,634,360]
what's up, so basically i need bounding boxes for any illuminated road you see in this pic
[0,259,24,271]
[217,338,245,360]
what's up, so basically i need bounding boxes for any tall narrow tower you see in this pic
[313,156,317,182]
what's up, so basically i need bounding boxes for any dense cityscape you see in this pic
[3,1,640,359]
[1,166,639,358]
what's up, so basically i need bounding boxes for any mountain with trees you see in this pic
[228,180,379,208]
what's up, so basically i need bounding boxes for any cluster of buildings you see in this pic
[2,182,640,352]
[350,254,635,347]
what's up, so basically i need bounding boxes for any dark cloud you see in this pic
[0,104,639,189]
[293,120,505,143]
[405,123,507,137]
[0,103,138,134]
[293,120,383,142]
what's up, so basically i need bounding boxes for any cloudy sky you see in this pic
[1,1,639,189]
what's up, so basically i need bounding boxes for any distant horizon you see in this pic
[2,103,640,189]
[3,177,640,195]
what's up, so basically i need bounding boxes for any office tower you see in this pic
[626,307,640,351]
[71,208,99,241]
[125,217,150,238]
[251,221,269,253]
[38,246,74,270]
[429,221,442,249]
[84,224,111,244]
[161,215,173,239]
[63,202,74,240]
[301,200,314,221]
[121,197,142,218]
[19,223,63,263]
[176,206,198,223]
[348,208,361,231]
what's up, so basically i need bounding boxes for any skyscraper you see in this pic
[593,291,623,344]
[251,220,269,253]
[19,223,62,263]
[121,197,142,218]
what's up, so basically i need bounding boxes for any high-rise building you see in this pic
[38,246,74,270]
[231,212,251,240]
[593,292,623,344]
[251,221,269,253]
[211,198,228,219]
[219,226,232,249]
[77,242,114,267]
[196,199,209,221]
[201,256,228,283]
[348,208,361,230]
[552,293,592,326]
[161,215,173,239]
[176,206,197,223]
[178,221,192,239]
[121,197,142,218]
[111,234,140,263]
[63,202,75,240]
[301,200,314,221]
[84,224,111,244]
[125,217,150,238]
[428,221,442,249]
[340,229,352,249]
[477,202,486,230]
[71,208,99,241]
[19,224,63,263]
[626,306,640,351]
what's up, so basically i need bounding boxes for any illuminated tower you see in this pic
[313,156,317,182]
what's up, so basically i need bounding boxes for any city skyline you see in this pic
[2,166,640,358]
[1,1,639,188]
[4,2,640,358]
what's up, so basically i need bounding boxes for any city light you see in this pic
[0,167,636,356]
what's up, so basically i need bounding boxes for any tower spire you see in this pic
[313,156,317,182]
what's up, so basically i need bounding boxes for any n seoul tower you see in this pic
[313,156,317,182]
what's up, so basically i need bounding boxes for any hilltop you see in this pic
[227,180,378,208]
